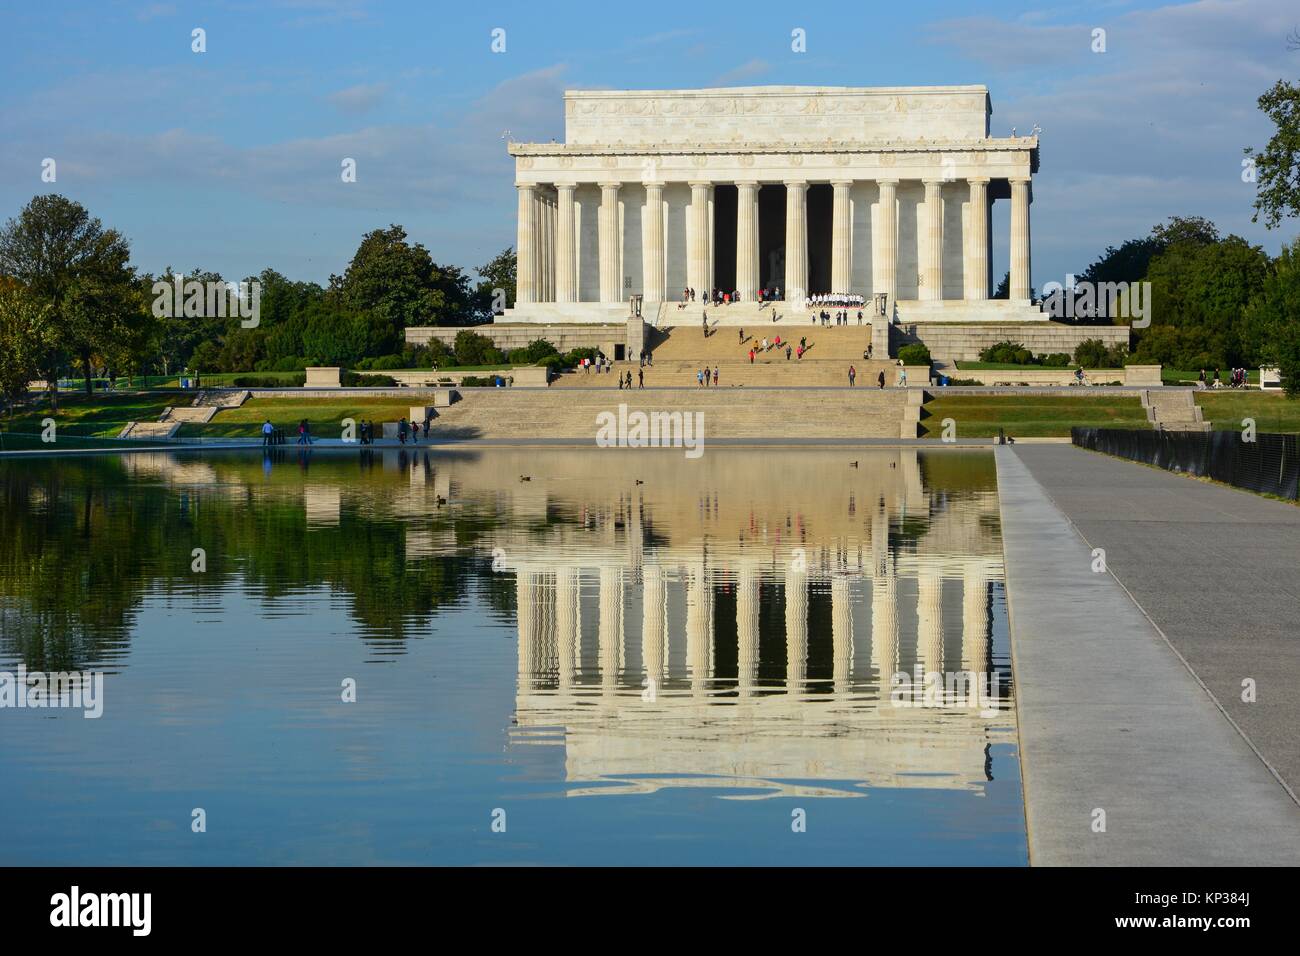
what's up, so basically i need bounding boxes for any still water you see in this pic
[0,447,1025,865]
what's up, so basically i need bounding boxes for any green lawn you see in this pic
[954,361,1086,371]
[178,397,422,438]
[3,393,178,438]
[920,394,1152,438]
[1196,392,1300,433]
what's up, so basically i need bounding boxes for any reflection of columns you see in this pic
[785,565,808,689]
[688,182,712,295]
[736,563,760,694]
[921,180,944,301]
[641,565,666,692]
[735,182,760,300]
[599,182,621,303]
[515,184,538,305]
[783,180,808,302]
[516,568,541,687]
[962,565,990,673]
[555,184,577,303]
[598,566,624,693]
[873,179,898,303]
[917,570,944,675]
[964,178,990,301]
[685,565,714,689]
[870,557,898,683]
[831,180,852,293]
[1010,177,1032,302]
[831,574,854,692]
[555,565,580,692]
[642,182,665,302]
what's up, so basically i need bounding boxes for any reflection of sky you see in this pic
[0,450,1026,865]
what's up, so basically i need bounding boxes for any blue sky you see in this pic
[2,0,1296,288]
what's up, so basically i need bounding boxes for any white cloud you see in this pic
[327,82,389,115]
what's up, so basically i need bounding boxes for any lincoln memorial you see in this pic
[505,85,1047,326]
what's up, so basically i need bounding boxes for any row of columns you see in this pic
[515,560,993,690]
[515,177,1032,307]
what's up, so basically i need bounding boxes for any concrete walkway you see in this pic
[995,446,1300,865]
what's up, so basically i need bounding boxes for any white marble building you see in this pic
[506,85,1044,325]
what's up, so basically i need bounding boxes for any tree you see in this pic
[1242,238,1300,395]
[1245,79,1300,230]
[473,247,516,320]
[0,278,55,414]
[330,225,473,329]
[0,195,143,399]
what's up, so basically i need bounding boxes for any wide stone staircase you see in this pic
[1142,389,1211,431]
[426,387,919,441]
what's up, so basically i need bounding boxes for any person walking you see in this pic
[262,419,274,447]
[398,418,408,444]
[848,365,856,387]
[877,370,886,389]
[785,345,792,361]
[638,367,644,389]
[697,368,704,387]
[712,366,719,387]
[748,348,755,364]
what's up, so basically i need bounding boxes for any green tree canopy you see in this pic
[1246,79,1300,230]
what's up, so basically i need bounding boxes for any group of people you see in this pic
[1198,368,1249,388]
[805,292,866,309]
[696,366,720,387]
[395,417,430,444]
[746,333,809,362]
[678,287,786,307]
[580,354,615,374]
[812,309,864,326]
[616,369,644,389]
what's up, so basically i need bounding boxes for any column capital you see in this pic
[641,180,665,190]
[598,181,621,191]
[966,176,991,186]
[875,177,899,188]
[515,182,537,192]
[688,180,713,190]
[555,181,578,193]
[734,180,760,189]
[783,179,808,189]
[830,179,853,188]
[1008,175,1032,185]
[922,178,947,188]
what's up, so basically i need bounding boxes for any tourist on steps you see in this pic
[849,365,856,387]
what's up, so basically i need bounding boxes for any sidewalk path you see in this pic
[996,446,1300,865]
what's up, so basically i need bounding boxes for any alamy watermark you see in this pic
[1041,274,1150,328]
[595,403,704,459]
[151,275,261,328]
[1,665,104,718]
[889,666,1002,717]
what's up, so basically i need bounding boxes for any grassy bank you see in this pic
[3,393,178,438]
[176,397,423,438]
[1197,392,1300,433]
[920,394,1151,438]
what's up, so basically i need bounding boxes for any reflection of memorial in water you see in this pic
[480,448,1014,799]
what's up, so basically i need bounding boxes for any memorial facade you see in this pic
[506,85,1044,325]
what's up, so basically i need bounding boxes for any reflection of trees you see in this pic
[0,455,515,671]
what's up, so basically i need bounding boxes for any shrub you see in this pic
[561,347,598,369]
[341,372,398,387]
[459,375,497,387]
[453,329,503,367]
[897,343,932,365]
[1041,352,1071,367]
[508,338,560,365]
[231,374,306,388]
[1074,339,1129,368]
[978,341,1029,364]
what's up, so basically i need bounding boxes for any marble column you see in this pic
[685,564,714,691]
[1010,176,1032,302]
[642,182,665,302]
[964,178,990,301]
[831,573,854,693]
[555,184,577,303]
[516,568,540,687]
[783,180,808,302]
[515,184,538,305]
[873,179,898,303]
[688,182,712,296]
[540,191,554,302]
[599,182,621,303]
[735,181,760,301]
[831,180,852,294]
[921,179,944,301]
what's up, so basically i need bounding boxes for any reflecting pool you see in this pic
[0,447,1026,865]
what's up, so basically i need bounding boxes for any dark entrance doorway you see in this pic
[807,183,833,295]
[758,183,786,292]
[712,184,737,293]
